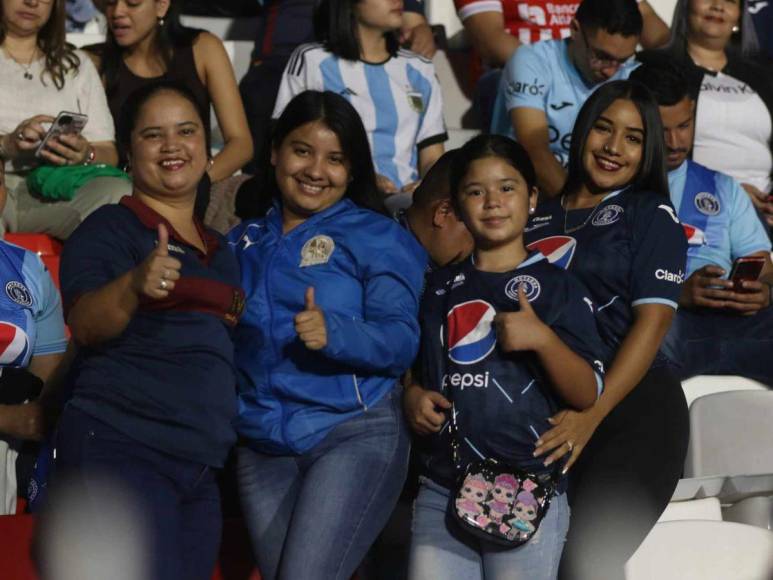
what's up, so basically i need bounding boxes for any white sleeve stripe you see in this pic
[631,298,679,310]
[458,1,504,21]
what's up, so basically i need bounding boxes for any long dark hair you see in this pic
[450,134,537,208]
[313,0,400,61]
[271,90,382,212]
[98,0,201,97]
[0,0,80,90]
[563,80,669,199]
[667,0,759,58]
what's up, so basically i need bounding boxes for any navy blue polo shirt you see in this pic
[60,196,244,467]
[524,189,687,357]
[416,253,609,489]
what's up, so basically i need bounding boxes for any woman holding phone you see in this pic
[0,0,128,239]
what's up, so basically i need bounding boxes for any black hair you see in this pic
[449,134,537,206]
[117,80,203,153]
[412,150,458,209]
[667,0,759,57]
[314,0,400,61]
[563,80,670,198]
[97,0,202,98]
[271,90,382,212]
[575,0,643,38]
[630,53,701,105]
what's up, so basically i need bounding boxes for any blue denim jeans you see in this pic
[661,306,773,385]
[236,387,410,580]
[55,406,222,580]
[408,478,569,580]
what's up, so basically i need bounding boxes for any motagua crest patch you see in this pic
[5,281,32,307]
[505,275,541,303]
[694,192,721,216]
[592,204,624,226]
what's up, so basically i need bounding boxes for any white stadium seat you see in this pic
[685,390,773,479]
[626,520,773,580]
[681,375,767,409]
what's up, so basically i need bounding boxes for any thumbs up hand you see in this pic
[295,287,327,350]
[131,223,183,299]
[494,284,550,353]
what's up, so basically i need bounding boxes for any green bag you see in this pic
[26,164,131,201]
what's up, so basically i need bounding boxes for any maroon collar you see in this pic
[120,195,220,259]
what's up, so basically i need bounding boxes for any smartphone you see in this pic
[35,111,88,159]
[728,256,765,292]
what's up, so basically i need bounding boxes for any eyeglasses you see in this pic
[580,27,635,68]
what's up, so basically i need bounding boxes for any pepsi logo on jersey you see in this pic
[0,322,30,366]
[526,236,576,270]
[447,300,497,365]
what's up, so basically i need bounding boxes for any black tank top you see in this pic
[102,42,212,157]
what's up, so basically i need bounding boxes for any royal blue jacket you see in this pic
[229,199,427,454]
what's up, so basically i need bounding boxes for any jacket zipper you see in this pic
[352,374,367,411]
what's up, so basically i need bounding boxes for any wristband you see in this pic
[83,145,96,165]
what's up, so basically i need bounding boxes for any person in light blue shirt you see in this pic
[631,60,773,385]
[491,0,641,198]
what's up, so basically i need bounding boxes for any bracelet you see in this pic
[82,145,96,166]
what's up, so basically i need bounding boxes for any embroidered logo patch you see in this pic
[300,235,335,267]
[592,205,624,226]
[407,92,425,113]
[5,281,32,307]
[695,192,721,216]
[505,275,541,303]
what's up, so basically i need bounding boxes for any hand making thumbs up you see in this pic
[131,223,183,299]
[295,287,327,350]
[494,284,550,353]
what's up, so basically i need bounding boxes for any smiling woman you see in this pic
[55,81,245,580]
[229,90,427,580]
[524,80,689,580]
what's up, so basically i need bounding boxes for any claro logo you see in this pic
[655,269,685,284]
[442,372,490,390]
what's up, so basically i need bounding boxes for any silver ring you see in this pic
[566,440,574,451]
[160,279,168,290]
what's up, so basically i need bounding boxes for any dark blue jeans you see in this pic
[661,305,773,385]
[55,406,222,580]
[237,387,410,580]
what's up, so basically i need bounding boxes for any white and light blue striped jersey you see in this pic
[491,39,637,167]
[0,241,67,369]
[668,160,771,277]
[273,43,447,189]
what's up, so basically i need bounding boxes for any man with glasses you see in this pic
[491,0,642,197]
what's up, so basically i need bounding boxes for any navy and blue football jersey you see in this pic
[524,189,688,354]
[416,253,609,488]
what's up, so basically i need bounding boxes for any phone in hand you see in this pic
[34,111,88,159]
[728,256,765,292]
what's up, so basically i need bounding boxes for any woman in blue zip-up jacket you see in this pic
[228,90,427,580]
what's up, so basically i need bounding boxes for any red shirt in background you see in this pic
[454,0,579,43]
